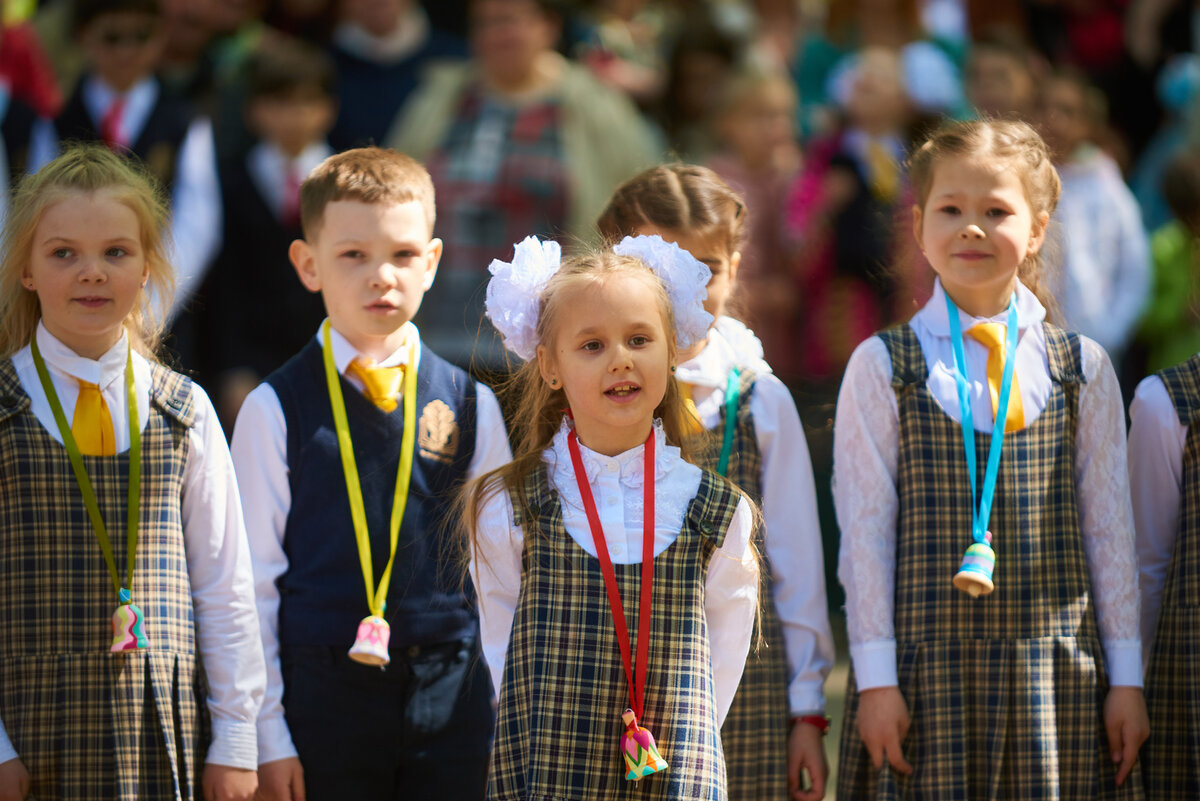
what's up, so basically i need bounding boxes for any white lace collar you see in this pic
[547,417,677,489]
[676,316,772,389]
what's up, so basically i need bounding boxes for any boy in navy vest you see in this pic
[230,147,511,801]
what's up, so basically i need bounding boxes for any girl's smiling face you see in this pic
[537,271,671,456]
[914,154,1048,317]
[24,190,149,359]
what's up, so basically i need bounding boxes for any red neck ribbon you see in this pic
[567,428,655,720]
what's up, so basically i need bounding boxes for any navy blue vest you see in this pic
[267,338,479,652]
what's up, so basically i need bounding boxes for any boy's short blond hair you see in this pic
[300,147,436,240]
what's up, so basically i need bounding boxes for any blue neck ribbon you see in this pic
[945,291,1019,544]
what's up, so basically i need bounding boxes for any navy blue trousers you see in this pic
[282,635,493,800]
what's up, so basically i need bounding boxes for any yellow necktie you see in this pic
[678,382,705,435]
[966,323,1025,433]
[346,358,404,413]
[866,139,899,202]
[72,380,116,456]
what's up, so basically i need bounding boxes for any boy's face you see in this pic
[290,199,442,359]
[967,49,1034,119]
[80,11,165,92]
[247,92,336,158]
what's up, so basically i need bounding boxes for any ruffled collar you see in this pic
[547,417,678,489]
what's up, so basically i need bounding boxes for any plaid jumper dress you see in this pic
[489,465,741,801]
[685,370,791,800]
[0,359,208,801]
[837,323,1142,800]
[1142,353,1200,798]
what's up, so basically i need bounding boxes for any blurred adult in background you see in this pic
[1039,69,1150,370]
[386,0,659,371]
[328,0,467,151]
[656,13,739,161]
[570,0,678,112]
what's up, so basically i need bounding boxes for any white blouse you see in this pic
[1128,372,1191,664]
[471,419,759,725]
[0,324,265,769]
[677,317,835,715]
[834,279,1142,691]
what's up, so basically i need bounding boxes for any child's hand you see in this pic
[202,764,258,801]
[1104,686,1149,787]
[0,757,30,801]
[255,757,305,801]
[856,686,913,775]
[787,720,829,800]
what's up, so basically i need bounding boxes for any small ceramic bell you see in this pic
[620,708,667,781]
[348,614,391,666]
[953,533,996,598]
[110,589,148,652]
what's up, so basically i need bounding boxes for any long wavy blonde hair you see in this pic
[0,144,174,359]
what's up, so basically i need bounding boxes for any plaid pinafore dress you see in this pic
[488,464,742,801]
[684,370,791,800]
[0,359,208,801]
[837,323,1142,800]
[1142,354,1200,798]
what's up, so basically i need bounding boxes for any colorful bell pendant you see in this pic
[620,708,667,781]
[953,532,996,598]
[111,588,149,652]
[348,614,391,666]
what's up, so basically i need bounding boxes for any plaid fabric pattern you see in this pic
[1142,354,1200,798]
[837,324,1143,800]
[0,359,208,801]
[684,372,790,800]
[488,465,740,800]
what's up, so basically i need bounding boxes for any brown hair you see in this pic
[908,119,1062,314]
[597,164,746,263]
[0,143,174,358]
[245,33,335,101]
[300,147,436,240]
[462,250,694,554]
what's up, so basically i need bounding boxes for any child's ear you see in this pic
[911,204,925,252]
[729,251,741,284]
[421,237,443,292]
[536,344,558,389]
[1028,210,1050,253]
[289,239,321,293]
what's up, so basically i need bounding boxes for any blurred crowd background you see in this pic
[4,0,1200,601]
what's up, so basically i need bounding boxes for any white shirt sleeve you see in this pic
[469,383,513,480]
[751,375,835,714]
[0,723,15,765]
[27,117,57,172]
[834,336,901,690]
[167,117,222,320]
[180,384,266,769]
[469,483,524,695]
[228,383,296,765]
[1076,338,1143,686]
[1128,375,1187,664]
[705,496,760,725]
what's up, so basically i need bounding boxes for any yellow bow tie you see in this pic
[73,380,116,455]
[966,323,1025,433]
[346,358,404,413]
[678,382,706,435]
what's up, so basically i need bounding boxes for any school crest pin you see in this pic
[418,400,459,463]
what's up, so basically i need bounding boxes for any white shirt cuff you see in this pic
[1105,640,1143,688]
[789,682,828,716]
[256,713,299,765]
[206,719,258,770]
[0,724,16,765]
[849,640,898,690]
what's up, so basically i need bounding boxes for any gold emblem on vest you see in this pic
[418,399,459,463]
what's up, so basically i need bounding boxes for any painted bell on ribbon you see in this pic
[111,588,148,652]
[348,614,391,666]
[953,532,996,598]
[620,708,667,781]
